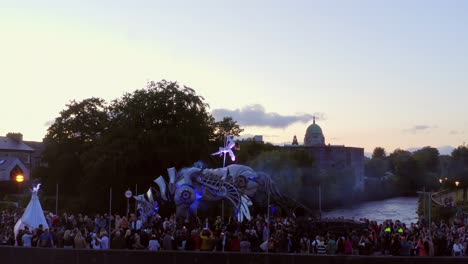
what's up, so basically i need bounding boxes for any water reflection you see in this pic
[322,196,419,224]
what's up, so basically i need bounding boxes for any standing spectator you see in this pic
[110,231,126,249]
[390,234,401,256]
[230,234,241,252]
[63,230,74,249]
[21,227,33,247]
[453,238,464,256]
[200,228,215,251]
[162,231,174,250]
[100,231,110,249]
[91,233,101,250]
[344,236,353,255]
[74,231,88,249]
[148,235,161,251]
[299,233,310,254]
[240,234,251,253]
[316,236,327,255]
[327,235,337,255]
[38,228,54,248]
[400,236,411,256]
[215,232,229,252]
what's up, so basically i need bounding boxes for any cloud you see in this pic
[403,125,436,134]
[212,104,325,128]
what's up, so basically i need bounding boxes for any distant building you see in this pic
[283,117,364,191]
[0,133,44,182]
[252,135,263,143]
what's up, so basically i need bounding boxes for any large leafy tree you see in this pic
[449,146,468,188]
[37,80,219,213]
[412,147,440,174]
[37,98,109,210]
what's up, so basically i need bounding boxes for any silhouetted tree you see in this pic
[214,116,244,144]
[372,147,386,159]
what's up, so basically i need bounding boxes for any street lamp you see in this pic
[439,179,443,184]
[15,174,24,194]
[15,174,24,183]
[455,181,460,187]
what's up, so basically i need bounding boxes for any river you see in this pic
[322,196,419,224]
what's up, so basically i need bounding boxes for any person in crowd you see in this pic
[200,228,215,251]
[453,237,464,256]
[100,230,110,249]
[240,233,252,253]
[110,231,126,249]
[148,234,161,251]
[400,236,411,256]
[327,235,337,255]
[74,231,88,249]
[21,226,33,247]
[63,229,74,249]
[162,230,174,250]
[299,233,310,254]
[215,232,229,252]
[132,230,145,249]
[416,236,428,256]
[38,228,54,248]
[389,233,401,256]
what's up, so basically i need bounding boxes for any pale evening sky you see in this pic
[1,0,467,154]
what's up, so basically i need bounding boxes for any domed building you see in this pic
[304,117,325,146]
[284,117,364,191]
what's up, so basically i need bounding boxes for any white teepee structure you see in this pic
[14,184,49,238]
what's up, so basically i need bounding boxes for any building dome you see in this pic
[304,117,325,146]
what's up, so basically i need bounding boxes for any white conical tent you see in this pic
[14,184,49,239]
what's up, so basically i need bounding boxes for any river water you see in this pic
[322,196,419,224]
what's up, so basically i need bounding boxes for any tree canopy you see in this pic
[36,80,222,212]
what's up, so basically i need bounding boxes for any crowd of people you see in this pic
[1,208,468,257]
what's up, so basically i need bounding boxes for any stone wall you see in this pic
[1,246,467,264]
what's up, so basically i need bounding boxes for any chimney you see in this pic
[6,132,23,142]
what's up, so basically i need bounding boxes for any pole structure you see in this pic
[109,187,112,236]
[428,192,431,230]
[266,188,270,254]
[318,183,322,220]
[134,184,138,214]
[126,197,130,218]
[221,134,227,221]
[55,183,59,215]
[423,186,426,225]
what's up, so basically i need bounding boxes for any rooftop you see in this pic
[0,136,34,152]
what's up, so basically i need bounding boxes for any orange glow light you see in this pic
[15,175,24,183]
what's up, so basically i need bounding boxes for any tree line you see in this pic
[365,145,468,199]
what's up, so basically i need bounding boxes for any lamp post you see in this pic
[455,181,460,202]
[125,189,133,218]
